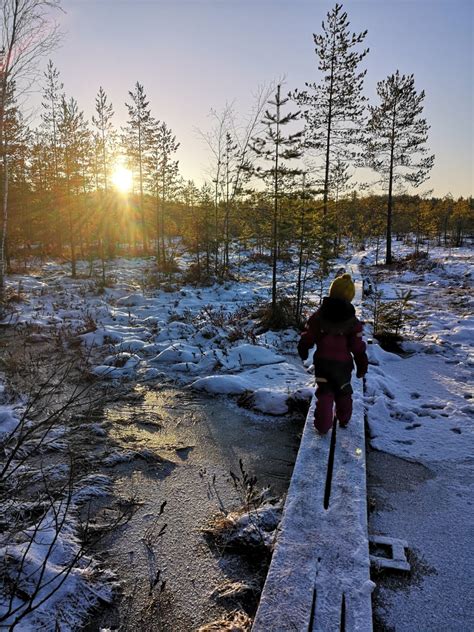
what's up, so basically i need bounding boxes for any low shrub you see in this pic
[255,295,303,331]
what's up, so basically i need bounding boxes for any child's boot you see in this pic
[314,389,335,434]
[335,392,352,428]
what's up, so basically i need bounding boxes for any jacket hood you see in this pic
[318,297,357,333]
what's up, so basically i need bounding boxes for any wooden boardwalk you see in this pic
[252,386,373,631]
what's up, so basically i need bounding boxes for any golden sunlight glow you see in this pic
[111,165,133,193]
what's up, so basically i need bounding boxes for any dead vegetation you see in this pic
[0,330,142,628]
[197,609,252,632]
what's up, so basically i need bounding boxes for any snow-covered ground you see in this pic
[1,253,323,417]
[363,244,472,461]
[1,241,472,629]
[0,250,330,629]
[362,242,474,631]
[0,370,116,630]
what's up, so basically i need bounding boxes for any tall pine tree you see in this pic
[293,3,368,218]
[92,86,115,268]
[41,61,63,252]
[250,84,303,316]
[123,82,153,251]
[58,96,90,277]
[362,71,434,264]
[92,86,115,193]
[147,120,180,268]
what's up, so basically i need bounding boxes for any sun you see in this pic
[111,165,133,193]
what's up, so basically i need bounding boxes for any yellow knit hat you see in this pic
[329,273,355,302]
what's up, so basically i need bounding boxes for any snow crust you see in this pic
[362,242,474,631]
[362,245,473,462]
[0,453,114,630]
[1,254,321,417]
[3,241,471,629]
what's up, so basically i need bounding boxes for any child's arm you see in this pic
[348,321,368,377]
[297,314,319,361]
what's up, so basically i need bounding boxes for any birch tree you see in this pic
[0,0,61,302]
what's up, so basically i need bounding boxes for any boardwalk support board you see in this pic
[369,535,411,572]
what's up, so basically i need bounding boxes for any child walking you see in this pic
[297,273,368,434]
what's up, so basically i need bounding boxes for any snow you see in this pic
[361,241,474,631]
[191,361,308,413]
[222,343,285,368]
[0,503,114,631]
[2,240,472,629]
[0,404,21,440]
[0,404,115,631]
[0,253,328,416]
[152,343,202,364]
[363,245,473,462]
[0,367,115,630]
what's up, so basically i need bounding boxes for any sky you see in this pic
[32,0,473,198]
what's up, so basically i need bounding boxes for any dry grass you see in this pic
[197,609,252,632]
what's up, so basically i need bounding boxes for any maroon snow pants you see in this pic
[314,387,353,434]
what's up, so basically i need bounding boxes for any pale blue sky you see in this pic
[43,0,473,197]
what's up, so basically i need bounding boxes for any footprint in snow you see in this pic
[450,428,462,434]
[410,392,421,399]
[394,439,414,445]
[415,409,438,418]
[405,423,422,430]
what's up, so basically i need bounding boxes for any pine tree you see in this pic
[198,183,214,276]
[182,179,202,272]
[147,120,180,268]
[1,84,31,264]
[293,3,368,218]
[92,87,115,193]
[92,86,116,270]
[58,96,90,277]
[250,84,303,315]
[363,71,434,264]
[330,154,352,256]
[123,82,153,252]
[41,60,64,252]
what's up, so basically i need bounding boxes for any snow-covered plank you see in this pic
[253,383,373,632]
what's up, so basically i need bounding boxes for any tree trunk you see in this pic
[323,38,336,219]
[386,104,397,265]
[160,171,166,267]
[0,154,9,303]
[272,86,281,312]
[155,189,160,266]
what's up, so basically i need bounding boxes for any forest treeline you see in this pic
[0,2,472,307]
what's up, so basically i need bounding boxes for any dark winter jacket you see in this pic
[297,297,368,392]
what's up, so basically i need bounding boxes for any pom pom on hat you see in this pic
[329,273,355,303]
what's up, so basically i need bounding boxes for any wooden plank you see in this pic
[252,385,373,632]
